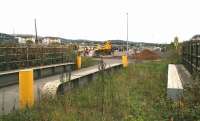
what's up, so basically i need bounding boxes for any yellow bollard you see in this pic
[122,55,128,67]
[76,55,81,69]
[19,69,34,109]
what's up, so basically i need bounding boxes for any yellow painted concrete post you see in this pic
[76,55,81,69]
[122,54,128,67]
[19,69,34,109]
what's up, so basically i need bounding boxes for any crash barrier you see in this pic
[0,63,75,87]
[42,63,123,96]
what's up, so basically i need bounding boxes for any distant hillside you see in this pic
[1,32,168,47]
[110,40,166,47]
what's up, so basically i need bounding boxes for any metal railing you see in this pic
[0,45,76,72]
[182,40,200,74]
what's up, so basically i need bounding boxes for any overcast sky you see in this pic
[0,0,200,43]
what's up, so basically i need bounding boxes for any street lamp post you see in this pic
[35,19,38,44]
[126,12,128,54]
[122,12,129,67]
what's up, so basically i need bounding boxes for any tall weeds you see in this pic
[1,62,178,121]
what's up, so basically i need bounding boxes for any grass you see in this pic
[81,57,99,68]
[180,75,200,121]
[1,61,175,121]
[2,45,199,121]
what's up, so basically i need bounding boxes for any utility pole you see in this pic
[12,28,15,35]
[126,12,129,54]
[34,19,38,44]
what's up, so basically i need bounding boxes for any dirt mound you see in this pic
[134,49,160,60]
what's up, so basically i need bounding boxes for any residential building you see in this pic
[42,37,61,44]
[0,33,17,43]
[14,34,36,43]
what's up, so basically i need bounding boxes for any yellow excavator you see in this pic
[94,40,112,56]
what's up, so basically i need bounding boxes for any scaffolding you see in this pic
[182,40,200,74]
[0,45,76,72]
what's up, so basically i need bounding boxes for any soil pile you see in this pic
[134,49,160,60]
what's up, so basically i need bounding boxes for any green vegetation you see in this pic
[163,42,182,64]
[81,57,99,68]
[1,61,175,121]
[0,45,199,120]
[181,75,200,120]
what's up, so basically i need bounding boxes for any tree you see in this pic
[174,36,179,49]
[26,40,33,45]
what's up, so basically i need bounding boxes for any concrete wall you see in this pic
[57,64,122,95]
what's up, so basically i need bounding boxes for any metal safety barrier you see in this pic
[0,63,75,87]
[42,63,123,96]
[182,39,200,74]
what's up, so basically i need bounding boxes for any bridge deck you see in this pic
[0,59,121,114]
[0,62,75,87]
[0,62,74,75]
[42,63,122,95]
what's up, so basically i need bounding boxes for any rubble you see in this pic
[133,49,160,60]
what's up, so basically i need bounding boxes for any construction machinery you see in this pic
[94,40,112,56]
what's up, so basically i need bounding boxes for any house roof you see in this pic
[43,36,61,39]
[191,35,200,41]
[12,34,42,38]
